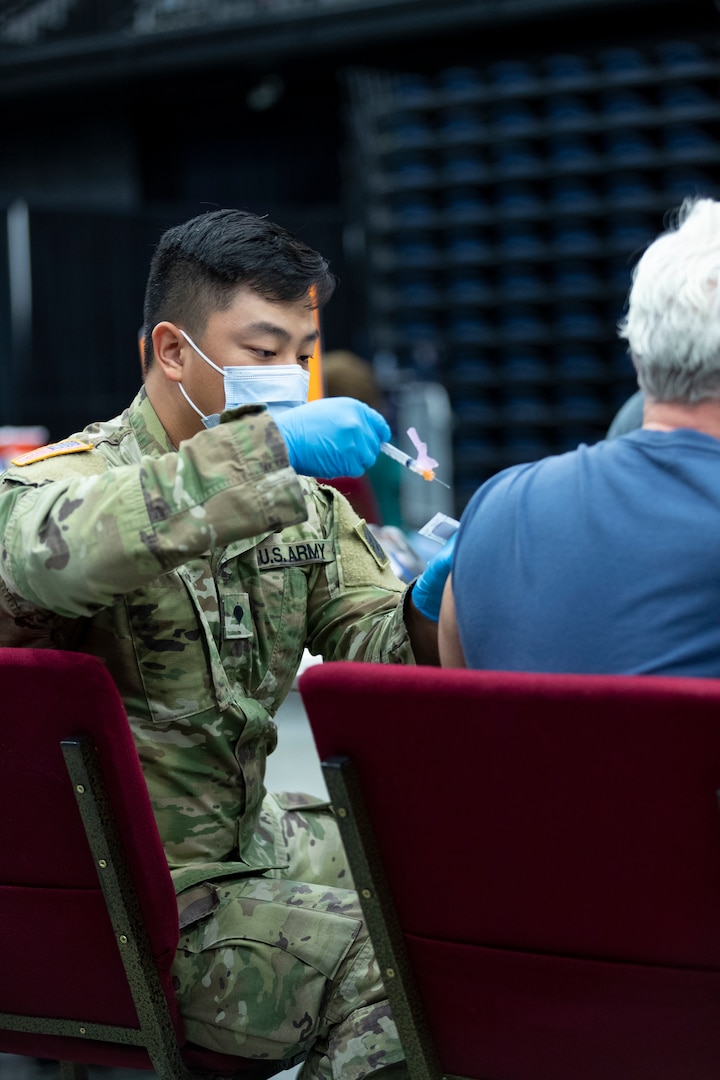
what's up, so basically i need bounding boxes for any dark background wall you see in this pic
[0,0,718,508]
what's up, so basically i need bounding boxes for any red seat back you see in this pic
[0,647,182,1066]
[299,662,720,1080]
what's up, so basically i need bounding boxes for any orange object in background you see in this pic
[138,325,146,369]
[308,286,323,401]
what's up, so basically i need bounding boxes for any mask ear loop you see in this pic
[175,328,223,426]
[177,380,206,420]
[177,328,225,374]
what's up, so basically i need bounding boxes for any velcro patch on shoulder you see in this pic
[354,522,390,568]
[11,440,94,466]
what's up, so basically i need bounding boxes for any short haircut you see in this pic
[142,209,337,370]
[617,197,720,403]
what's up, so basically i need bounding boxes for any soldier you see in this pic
[0,209,453,1080]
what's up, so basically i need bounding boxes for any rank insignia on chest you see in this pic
[256,538,335,569]
[11,440,94,466]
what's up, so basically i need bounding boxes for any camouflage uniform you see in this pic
[0,388,415,1078]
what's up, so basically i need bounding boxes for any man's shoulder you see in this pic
[9,438,99,467]
[2,437,108,483]
[463,445,597,517]
[0,411,137,484]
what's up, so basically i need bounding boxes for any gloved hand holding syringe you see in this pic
[380,427,450,488]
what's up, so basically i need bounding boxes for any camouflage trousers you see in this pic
[171,791,405,1080]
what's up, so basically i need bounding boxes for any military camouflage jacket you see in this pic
[0,389,413,892]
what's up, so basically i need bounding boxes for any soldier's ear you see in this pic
[153,322,186,383]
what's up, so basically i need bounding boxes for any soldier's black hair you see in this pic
[142,208,337,371]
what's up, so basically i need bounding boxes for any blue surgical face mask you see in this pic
[177,328,311,429]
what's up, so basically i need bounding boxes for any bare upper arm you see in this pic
[438,573,466,668]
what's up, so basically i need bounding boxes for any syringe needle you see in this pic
[380,441,450,487]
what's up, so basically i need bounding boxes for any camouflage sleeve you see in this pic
[0,411,307,618]
[305,484,416,664]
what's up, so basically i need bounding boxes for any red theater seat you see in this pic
[0,647,280,1080]
[299,661,720,1080]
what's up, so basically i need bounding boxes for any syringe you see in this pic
[380,442,450,488]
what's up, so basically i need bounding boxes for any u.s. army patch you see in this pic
[256,537,335,569]
[354,522,390,568]
[11,440,94,466]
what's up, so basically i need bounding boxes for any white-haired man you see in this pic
[440,196,720,675]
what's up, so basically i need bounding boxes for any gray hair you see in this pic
[617,197,720,403]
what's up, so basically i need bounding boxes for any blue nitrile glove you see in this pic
[275,397,391,478]
[411,533,457,622]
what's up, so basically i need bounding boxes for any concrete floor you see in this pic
[1,678,325,1080]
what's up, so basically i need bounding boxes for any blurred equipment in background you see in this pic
[395,380,455,533]
[0,425,49,473]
